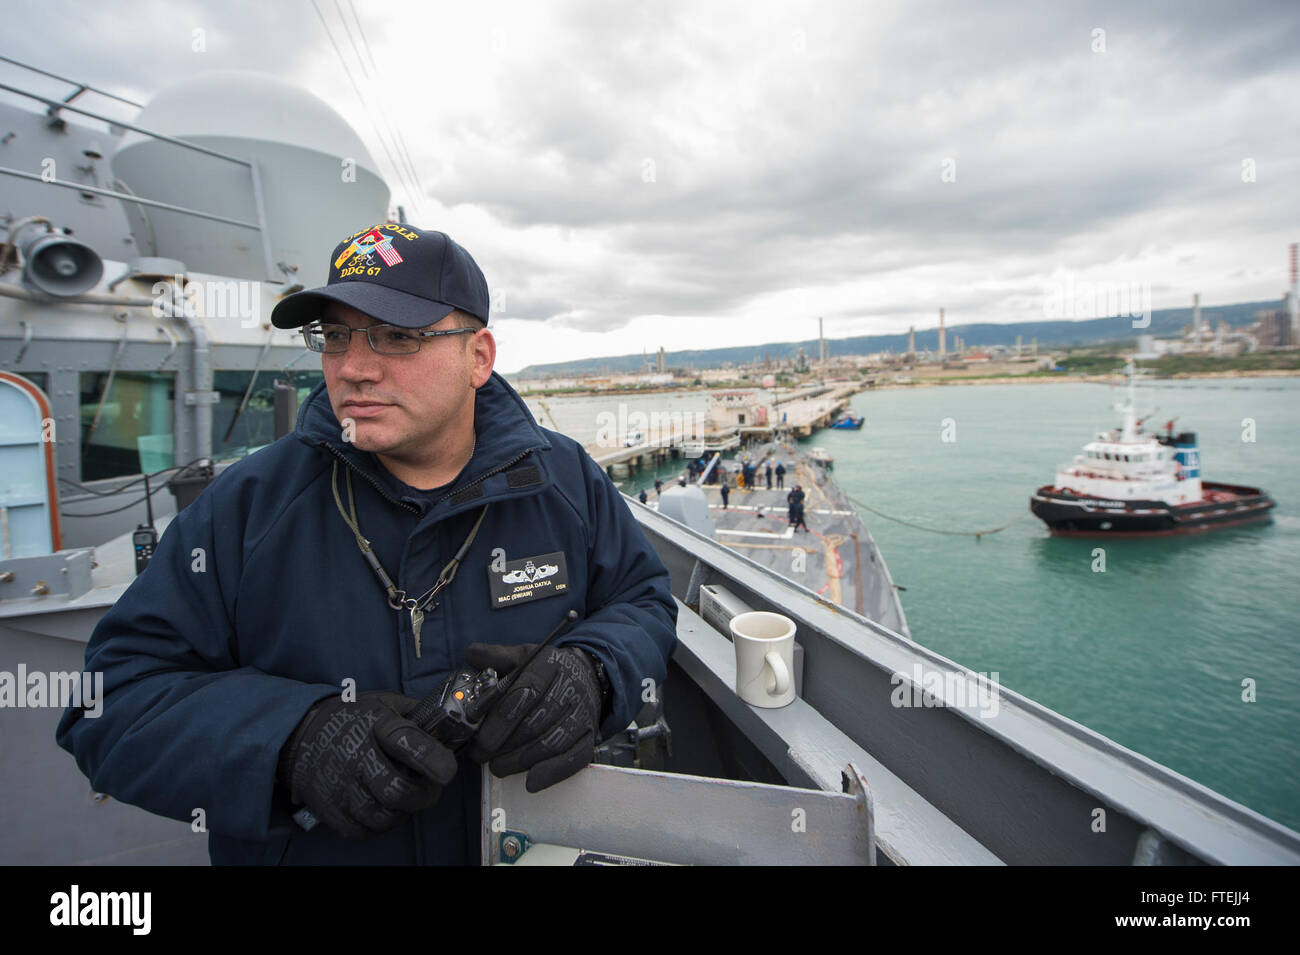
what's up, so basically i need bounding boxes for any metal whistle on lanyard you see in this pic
[293,609,581,832]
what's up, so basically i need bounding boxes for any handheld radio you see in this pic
[292,610,581,832]
[132,471,158,575]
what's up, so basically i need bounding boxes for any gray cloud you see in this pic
[421,1,1300,334]
[5,0,1298,356]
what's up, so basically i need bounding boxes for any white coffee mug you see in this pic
[730,611,796,708]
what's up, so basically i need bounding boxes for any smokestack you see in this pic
[819,316,824,365]
[908,325,915,355]
[939,308,946,360]
[1290,243,1299,336]
[1016,333,1022,358]
[1193,293,1202,337]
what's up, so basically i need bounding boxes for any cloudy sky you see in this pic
[7,0,1299,373]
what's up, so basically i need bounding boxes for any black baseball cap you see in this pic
[271,223,490,329]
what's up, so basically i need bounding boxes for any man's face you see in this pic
[320,301,494,462]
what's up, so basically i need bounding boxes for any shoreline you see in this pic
[511,368,1299,399]
[873,368,1300,389]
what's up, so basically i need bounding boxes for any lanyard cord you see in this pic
[331,461,489,613]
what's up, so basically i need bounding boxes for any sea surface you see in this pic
[523,377,1300,832]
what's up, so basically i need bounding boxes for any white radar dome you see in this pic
[112,70,392,286]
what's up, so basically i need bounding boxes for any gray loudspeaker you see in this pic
[19,232,104,297]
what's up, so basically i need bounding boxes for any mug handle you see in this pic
[764,651,791,696]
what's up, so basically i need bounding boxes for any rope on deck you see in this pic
[844,493,1035,540]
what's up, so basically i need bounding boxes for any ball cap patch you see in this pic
[271,223,490,329]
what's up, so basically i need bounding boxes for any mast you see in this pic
[1120,358,1137,442]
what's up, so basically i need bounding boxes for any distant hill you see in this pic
[513,299,1282,377]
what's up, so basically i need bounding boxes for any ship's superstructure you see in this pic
[1051,362,1200,505]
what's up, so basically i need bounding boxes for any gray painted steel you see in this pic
[0,549,93,602]
[0,167,262,229]
[0,101,136,258]
[0,80,254,165]
[482,762,875,866]
[671,597,999,865]
[0,619,209,864]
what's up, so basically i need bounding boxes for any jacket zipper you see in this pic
[320,442,421,514]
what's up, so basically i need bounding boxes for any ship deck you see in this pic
[650,443,910,638]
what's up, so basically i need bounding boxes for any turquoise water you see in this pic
[812,378,1300,832]
[527,379,1300,830]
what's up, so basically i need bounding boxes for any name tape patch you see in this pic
[488,551,569,609]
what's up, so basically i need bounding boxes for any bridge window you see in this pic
[211,370,324,463]
[80,371,175,481]
[79,370,325,480]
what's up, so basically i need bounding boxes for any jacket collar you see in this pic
[295,372,553,512]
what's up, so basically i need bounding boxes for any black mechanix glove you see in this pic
[465,643,607,793]
[277,690,458,840]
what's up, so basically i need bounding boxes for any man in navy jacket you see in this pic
[56,224,679,864]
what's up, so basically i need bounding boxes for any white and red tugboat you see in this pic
[1030,362,1275,536]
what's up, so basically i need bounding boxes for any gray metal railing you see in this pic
[0,59,279,280]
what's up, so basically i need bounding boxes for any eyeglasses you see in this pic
[302,322,475,355]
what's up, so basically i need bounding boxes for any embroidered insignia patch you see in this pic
[487,551,569,609]
[333,224,413,277]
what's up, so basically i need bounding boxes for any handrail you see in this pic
[1,70,278,282]
[0,167,261,230]
[0,55,144,109]
[1060,462,1174,482]
[0,80,249,165]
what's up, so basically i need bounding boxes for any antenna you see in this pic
[143,471,155,529]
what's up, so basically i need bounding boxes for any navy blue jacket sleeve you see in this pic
[554,448,678,738]
[54,473,338,841]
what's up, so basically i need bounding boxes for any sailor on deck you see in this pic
[57,224,678,865]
